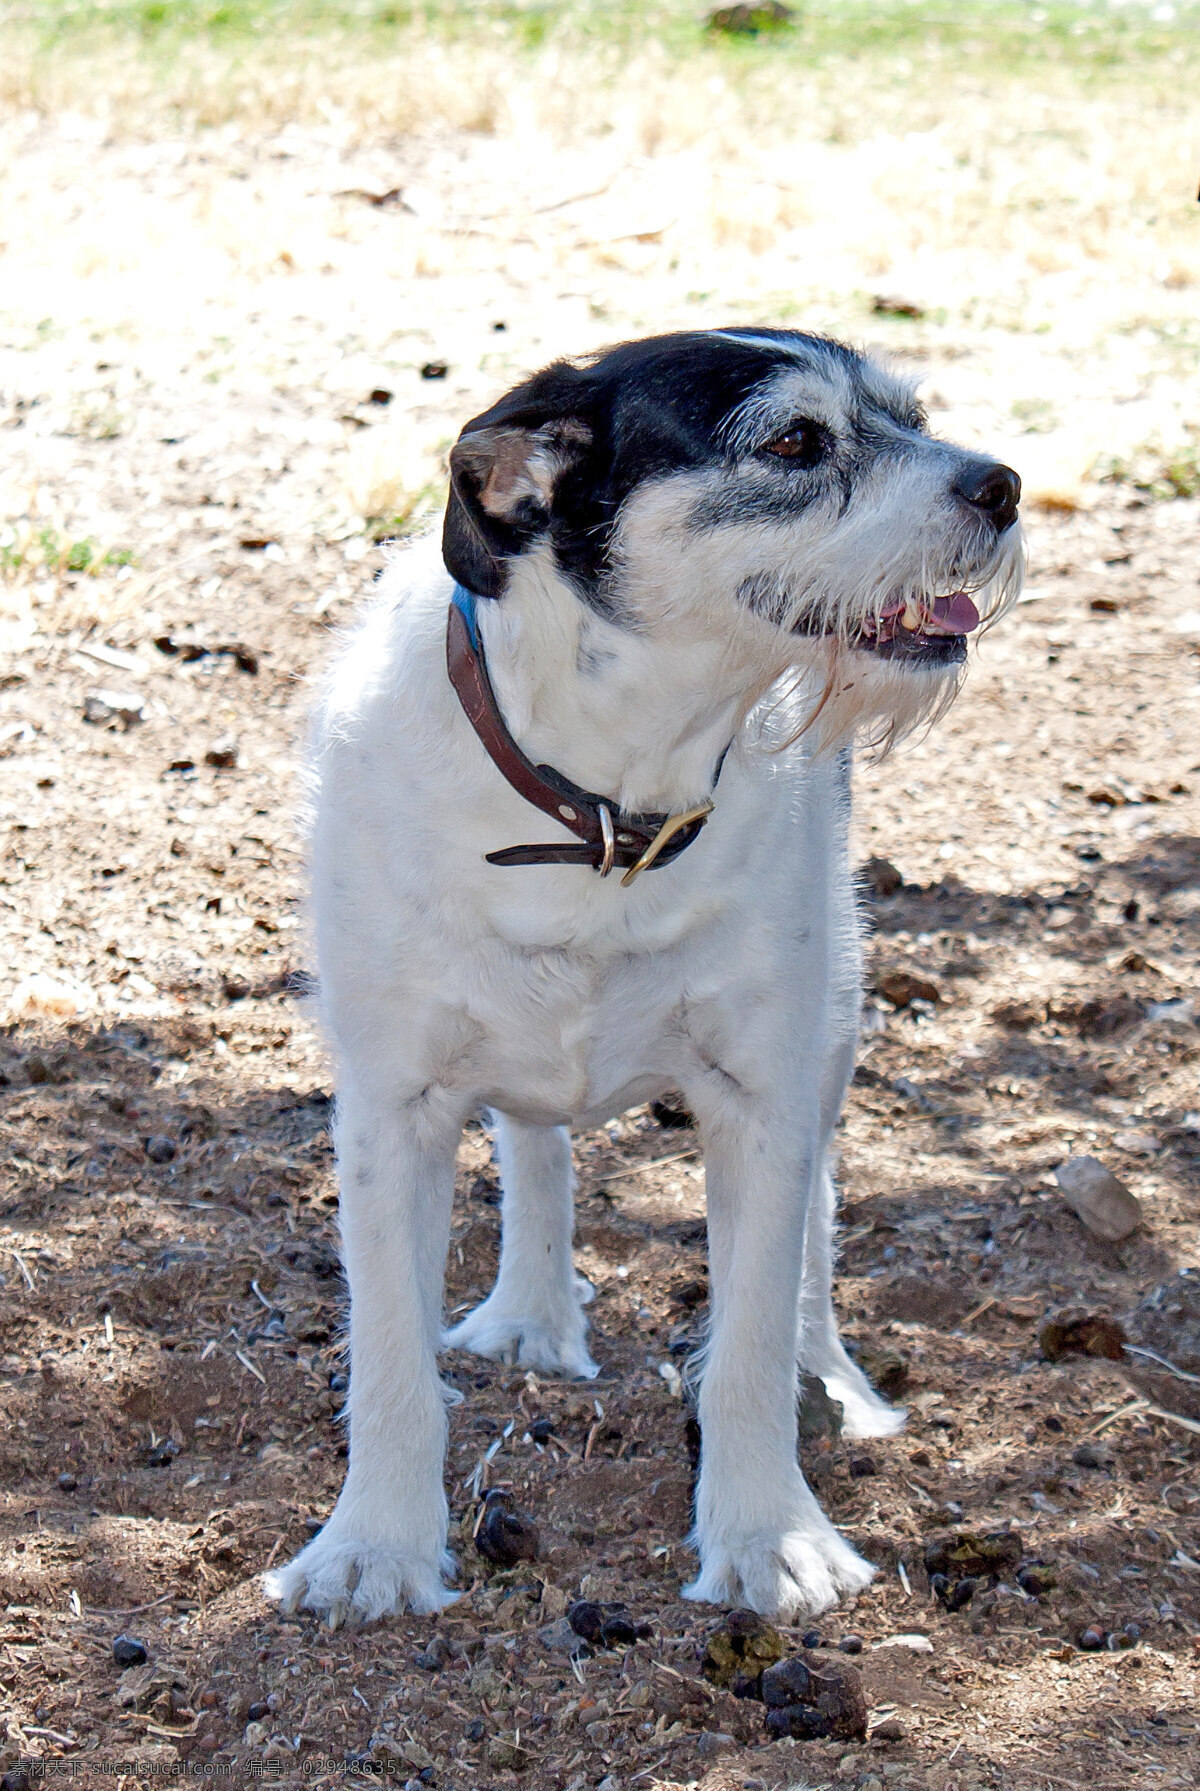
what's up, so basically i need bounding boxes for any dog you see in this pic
[266,328,1022,1629]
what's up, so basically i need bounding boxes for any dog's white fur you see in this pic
[265,341,1021,1628]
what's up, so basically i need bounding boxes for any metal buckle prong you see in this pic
[597,803,615,878]
[619,800,714,888]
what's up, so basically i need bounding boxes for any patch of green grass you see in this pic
[0,523,134,580]
[1093,437,1200,502]
[10,0,1200,74]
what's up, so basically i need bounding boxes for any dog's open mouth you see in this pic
[853,591,980,665]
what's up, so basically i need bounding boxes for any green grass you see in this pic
[8,0,1200,72]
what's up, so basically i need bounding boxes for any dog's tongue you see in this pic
[929,592,980,634]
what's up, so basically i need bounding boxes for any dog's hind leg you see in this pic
[443,1114,598,1379]
[795,988,906,1439]
[798,1156,906,1439]
[264,1078,461,1625]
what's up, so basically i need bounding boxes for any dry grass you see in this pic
[2,2,1198,536]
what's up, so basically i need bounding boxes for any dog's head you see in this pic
[444,329,1022,747]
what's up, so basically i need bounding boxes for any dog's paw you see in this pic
[443,1286,598,1379]
[264,1532,457,1629]
[823,1374,907,1440]
[683,1522,874,1622]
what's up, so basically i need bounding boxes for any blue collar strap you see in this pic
[446,585,721,884]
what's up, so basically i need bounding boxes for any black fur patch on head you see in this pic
[443,328,891,608]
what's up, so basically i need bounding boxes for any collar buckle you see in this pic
[619,800,715,887]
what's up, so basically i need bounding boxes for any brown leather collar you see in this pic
[446,588,720,883]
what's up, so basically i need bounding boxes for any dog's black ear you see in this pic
[443,417,592,597]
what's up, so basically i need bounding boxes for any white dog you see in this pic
[266,329,1022,1630]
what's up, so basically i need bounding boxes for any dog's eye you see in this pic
[762,422,826,467]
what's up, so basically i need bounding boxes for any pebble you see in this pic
[1078,1626,1106,1651]
[145,1135,177,1164]
[801,1629,823,1649]
[838,1634,864,1655]
[204,736,239,769]
[414,1634,452,1671]
[475,1489,539,1567]
[529,1417,555,1443]
[796,1371,844,1441]
[1072,1441,1113,1470]
[112,1636,148,1668]
[83,689,144,728]
[57,1470,78,1492]
[875,968,941,1009]
[1054,1156,1143,1242]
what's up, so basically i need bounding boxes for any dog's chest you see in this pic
[466,940,690,1122]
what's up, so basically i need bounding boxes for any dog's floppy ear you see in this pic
[443,416,592,597]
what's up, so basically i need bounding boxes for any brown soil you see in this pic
[1,119,1198,1791]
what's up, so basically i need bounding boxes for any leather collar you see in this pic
[446,586,721,883]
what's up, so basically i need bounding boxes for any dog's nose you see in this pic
[953,461,1021,532]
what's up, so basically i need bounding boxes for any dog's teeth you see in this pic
[899,602,921,631]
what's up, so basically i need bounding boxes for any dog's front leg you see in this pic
[265,1081,460,1626]
[682,1090,875,1622]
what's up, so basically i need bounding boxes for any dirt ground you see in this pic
[1,42,1199,1791]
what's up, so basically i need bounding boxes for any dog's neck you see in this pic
[473,560,784,816]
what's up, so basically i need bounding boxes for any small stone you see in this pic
[848,1455,877,1479]
[1054,1157,1143,1241]
[1078,1626,1106,1651]
[415,1633,451,1670]
[529,1417,554,1443]
[870,1717,905,1742]
[859,856,903,898]
[1038,1309,1126,1363]
[1072,1441,1113,1470]
[1113,1129,1161,1157]
[83,689,144,728]
[246,1701,269,1721]
[204,736,239,769]
[702,1610,786,1687]
[875,968,941,1009]
[838,1634,864,1655]
[112,1635,148,1668]
[696,1731,732,1757]
[57,1470,78,1491]
[796,1370,844,1441]
[537,1616,588,1656]
[475,1489,539,1567]
[420,361,450,381]
[801,1629,823,1649]
[1123,1623,1141,1644]
[145,1135,177,1164]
